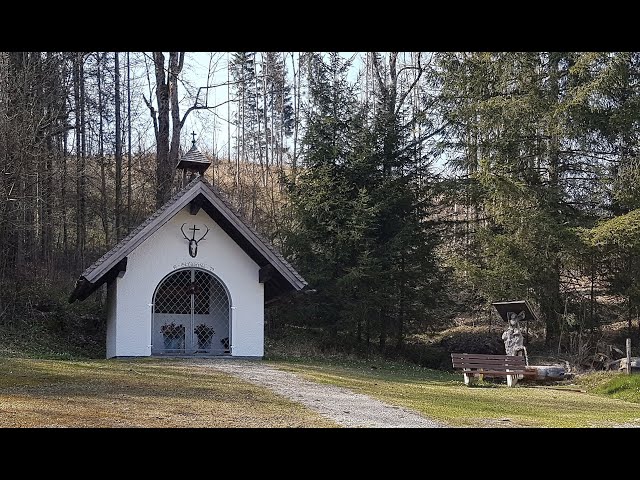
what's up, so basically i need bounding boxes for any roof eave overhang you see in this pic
[69,257,128,303]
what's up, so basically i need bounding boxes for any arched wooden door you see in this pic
[151,268,230,355]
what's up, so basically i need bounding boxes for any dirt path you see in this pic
[189,358,444,428]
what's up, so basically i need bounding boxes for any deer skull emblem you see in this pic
[181,223,209,258]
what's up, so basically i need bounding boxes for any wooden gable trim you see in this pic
[189,194,204,215]
[259,264,275,283]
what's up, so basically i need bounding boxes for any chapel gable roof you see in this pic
[69,176,307,303]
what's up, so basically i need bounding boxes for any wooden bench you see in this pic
[451,353,537,387]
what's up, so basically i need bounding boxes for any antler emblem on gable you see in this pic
[180,223,210,258]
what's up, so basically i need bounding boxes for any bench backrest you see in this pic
[451,353,526,371]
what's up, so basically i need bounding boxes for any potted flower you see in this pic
[161,322,185,351]
[194,323,215,351]
[220,337,230,354]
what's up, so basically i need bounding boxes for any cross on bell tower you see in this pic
[176,131,211,187]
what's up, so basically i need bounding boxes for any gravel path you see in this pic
[190,358,444,428]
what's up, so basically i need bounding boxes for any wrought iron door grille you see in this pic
[152,268,230,356]
[194,270,211,314]
[210,278,229,316]
[154,270,191,314]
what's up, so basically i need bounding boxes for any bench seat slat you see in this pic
[454,364,526,368]
[451,355,525,361]
[459,367,526,375]
[451,356,525,361]
[459,370,537,377]
[452,360,526,367]
[460,370,526,376]
[452,360,526,365]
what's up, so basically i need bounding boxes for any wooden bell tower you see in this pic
[176,132,211,187]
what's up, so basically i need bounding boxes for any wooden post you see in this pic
[626,338,632,375]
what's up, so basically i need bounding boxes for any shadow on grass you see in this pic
[0,357,275,404]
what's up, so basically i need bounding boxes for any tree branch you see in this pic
[395,121,450,156]
[179,99,234,129]
[395,54,423,115]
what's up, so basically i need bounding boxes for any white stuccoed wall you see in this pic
[106,206,264,358]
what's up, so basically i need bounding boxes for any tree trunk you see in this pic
[379,306,387,352]
[168,52,184,176]
[291,52,301,176]
[366,313,371,354]
[397,253,405,350]
[227,52,231,163]
[543,51,563,344]
[114,52,123,241]
[74,52,86,269]
[126,51,132,233]
[153,52,171,208]
[43,134,53,274]
[262,53,269,185]
[62,131,68,261]
[97,52,110,248]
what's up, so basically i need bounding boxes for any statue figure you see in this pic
[502,311,526,357]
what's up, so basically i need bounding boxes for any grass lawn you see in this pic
[0,357,336,428]
[269,357,640,428]
[3,354,640,428]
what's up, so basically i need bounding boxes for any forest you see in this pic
[0,52,638,366]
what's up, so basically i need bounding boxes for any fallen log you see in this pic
[525,365,566,381]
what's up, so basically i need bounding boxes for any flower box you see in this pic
[194,323,215,351]
[161,322,185,351]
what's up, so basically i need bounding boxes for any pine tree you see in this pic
[286,53,446,351]
[436,52,640,343]
[437,52,570,341]
[286,53,373,340]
